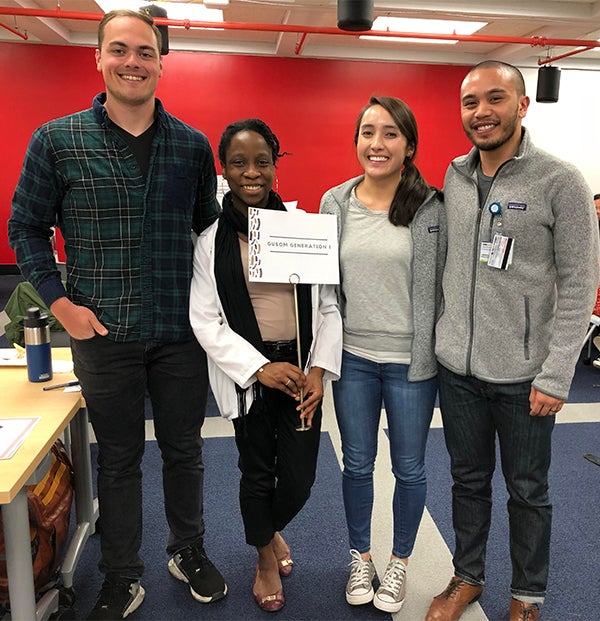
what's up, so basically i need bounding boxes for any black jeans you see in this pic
[232,343,322,548]
[438,364,554,603]
[71,335,208,578]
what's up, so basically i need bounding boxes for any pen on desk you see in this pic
[42,380,80,391]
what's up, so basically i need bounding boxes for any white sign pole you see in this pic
[288,273,309,432]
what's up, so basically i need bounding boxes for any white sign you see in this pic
[248,208,339,285]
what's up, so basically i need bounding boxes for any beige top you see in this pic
[239,237,296,341]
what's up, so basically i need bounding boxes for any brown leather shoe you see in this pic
[425,576,483,621]
[509,598,540,621]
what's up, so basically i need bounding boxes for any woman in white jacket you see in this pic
[189,119,342,613]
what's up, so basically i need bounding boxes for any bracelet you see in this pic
[257,361,271,377]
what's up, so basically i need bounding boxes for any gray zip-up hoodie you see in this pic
[436,129,599,399]
[320,175,446,382]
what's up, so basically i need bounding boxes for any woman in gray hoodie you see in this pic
[319,96,446,614]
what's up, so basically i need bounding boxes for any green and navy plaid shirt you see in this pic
[9,93,220,342]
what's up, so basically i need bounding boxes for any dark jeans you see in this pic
[438,364,555,603]
[71,335,208,579]
[232,344,322,548]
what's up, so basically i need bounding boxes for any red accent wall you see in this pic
[0,41,471,264]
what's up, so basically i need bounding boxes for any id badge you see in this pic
[487,233,514,270]
[480,241,492,263]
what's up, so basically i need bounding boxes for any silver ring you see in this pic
[285,379,291,387]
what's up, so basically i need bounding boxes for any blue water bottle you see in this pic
[24,307,53,383]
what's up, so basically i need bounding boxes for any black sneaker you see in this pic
[87,574,145,620]
[168,543,227,603]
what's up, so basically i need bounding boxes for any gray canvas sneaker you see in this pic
[373,558,407,613]
[345,549,376,605]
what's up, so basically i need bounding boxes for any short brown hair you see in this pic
[97,9,162,54]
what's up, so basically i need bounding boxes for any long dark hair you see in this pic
[354,96,439,226]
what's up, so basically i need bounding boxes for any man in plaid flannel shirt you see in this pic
[9,9,226,620]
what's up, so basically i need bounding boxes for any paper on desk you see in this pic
[52,359,74,373]
[0,417,40,459]
[0,349,73,373]
[0,348,24,366]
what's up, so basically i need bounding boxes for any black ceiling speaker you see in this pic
[536,65,560,103]
[337,0,374,32]
[141,4,169,55]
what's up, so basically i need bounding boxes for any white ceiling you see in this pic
[1,0,600,70]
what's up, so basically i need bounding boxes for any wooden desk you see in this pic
[0,348,95,621]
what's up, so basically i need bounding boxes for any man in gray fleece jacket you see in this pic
[426,62,599,621]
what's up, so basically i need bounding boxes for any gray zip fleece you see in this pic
[320,175,446,382]
[436,128,599,399]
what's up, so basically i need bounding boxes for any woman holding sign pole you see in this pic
[320,96,446,613]
[189,118,342,612]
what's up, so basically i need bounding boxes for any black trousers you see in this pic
[71,336,208,577]
[232,345,322,548]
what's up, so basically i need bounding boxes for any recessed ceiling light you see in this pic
[361,16,487,45]
[95,1,224,24]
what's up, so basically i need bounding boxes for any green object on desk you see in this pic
[2,281,65,348]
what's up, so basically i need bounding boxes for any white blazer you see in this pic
[189,219,342,420]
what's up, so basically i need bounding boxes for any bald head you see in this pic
[463,61,526,97]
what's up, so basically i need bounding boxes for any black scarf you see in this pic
[214,191,313,413]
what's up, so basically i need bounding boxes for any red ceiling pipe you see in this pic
[1,6,600,50]
[538,47,595,65]
[0,20,28,40]
[0,7,102,23]
[295,32,307,55]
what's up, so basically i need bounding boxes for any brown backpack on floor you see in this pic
[0,439,74,606]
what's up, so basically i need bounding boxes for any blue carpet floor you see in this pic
[426,423,600,621]
[71,434,392,621]
[67,420,600,621]
[567,349,600,402]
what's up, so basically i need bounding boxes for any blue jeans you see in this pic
[438,364,555,603]
[71,336,208,579]
[332,350,437,558]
